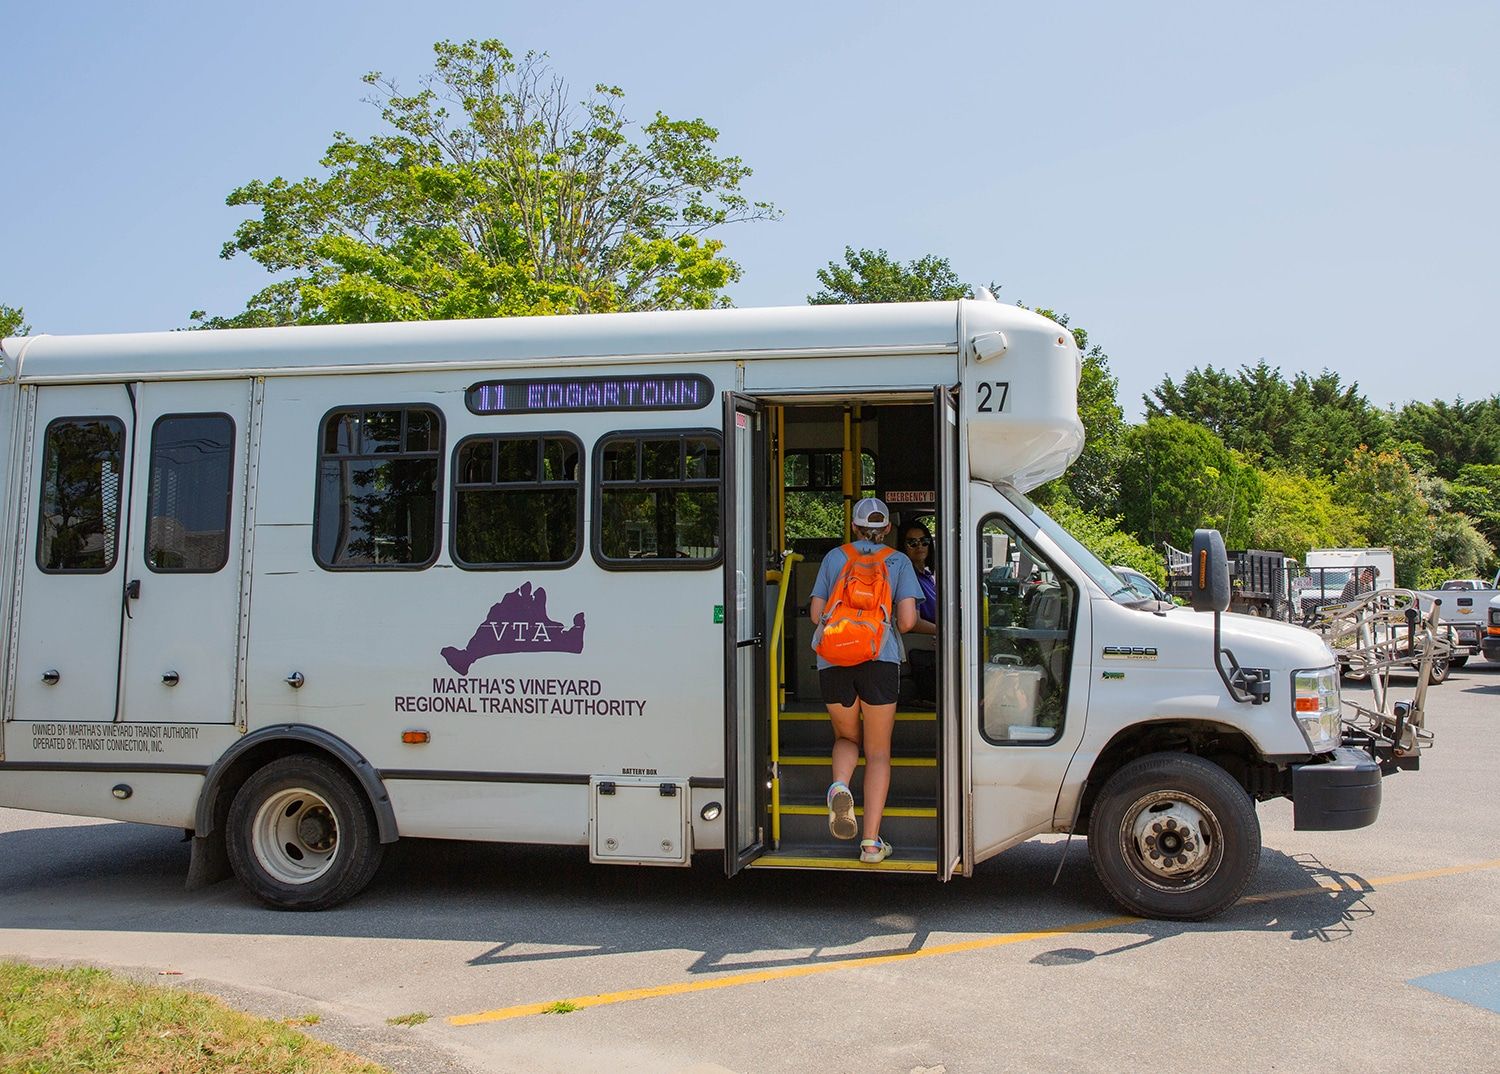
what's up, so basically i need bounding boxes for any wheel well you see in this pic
[1074,720,1287,836]
[195,728,397,844]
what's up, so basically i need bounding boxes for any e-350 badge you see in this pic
[1102,645,1158,660]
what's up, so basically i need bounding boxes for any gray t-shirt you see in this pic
[810,540,923,668]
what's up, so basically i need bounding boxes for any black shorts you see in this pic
[819,662,901,707]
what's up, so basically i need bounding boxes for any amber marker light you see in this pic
[402,730,431,744]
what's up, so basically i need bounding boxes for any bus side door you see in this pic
[118,381,252,724]
[13,385,134,724]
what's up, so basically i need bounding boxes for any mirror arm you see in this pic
[1213,610,1271,705]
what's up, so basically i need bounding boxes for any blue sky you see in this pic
[2,2,1494,416]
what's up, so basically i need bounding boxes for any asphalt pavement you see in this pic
[3,661,1498,1073]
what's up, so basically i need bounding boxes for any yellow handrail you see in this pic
[767,551,803,848]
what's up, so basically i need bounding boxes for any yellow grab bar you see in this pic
[767,551,803,848]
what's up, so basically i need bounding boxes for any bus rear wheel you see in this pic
[1088,753,1260,921]
[226,755,384,911]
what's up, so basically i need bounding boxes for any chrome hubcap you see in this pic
[251,787,339,885]
[1119,790,1223,892]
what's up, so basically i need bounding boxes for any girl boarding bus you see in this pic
[0,299,1416,919]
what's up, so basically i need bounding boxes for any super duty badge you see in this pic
[1102,646,1159,660]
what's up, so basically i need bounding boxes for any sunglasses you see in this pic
[905,537,931,547]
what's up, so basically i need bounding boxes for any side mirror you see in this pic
[1189,529,1230,614]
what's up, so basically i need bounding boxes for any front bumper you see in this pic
[1291,747,1382,831]
[1483,636,1500,660]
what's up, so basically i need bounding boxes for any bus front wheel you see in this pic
[1088,753,1260,921]
[226,755,385,911]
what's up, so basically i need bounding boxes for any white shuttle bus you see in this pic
[0,300,1414,919]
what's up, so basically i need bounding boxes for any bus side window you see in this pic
[314,405,443,570]
[977,516,1076,745]
[452,433,582,569]
[38,417,126,573]
[146,413,235,573]
[593,430,721,568]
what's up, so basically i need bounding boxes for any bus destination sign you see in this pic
[467,374,713,415]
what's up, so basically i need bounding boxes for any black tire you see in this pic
[1088,752,1260,921]
[226,755,385,911]
[1428,656,1449,684]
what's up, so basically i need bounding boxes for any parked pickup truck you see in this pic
[1483,591,1500,664]
[1415,573,1500,667]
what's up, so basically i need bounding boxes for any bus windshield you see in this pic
[999,488,1142,604]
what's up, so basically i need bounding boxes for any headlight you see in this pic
[1293,667,1342,752]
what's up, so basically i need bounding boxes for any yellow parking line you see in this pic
[448,857,1500,1027]
[449,913,1136,1025]
[1242,859,1500,904]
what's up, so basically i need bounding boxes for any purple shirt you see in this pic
[915,567,938,624]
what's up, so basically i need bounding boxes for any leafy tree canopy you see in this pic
[197,39,777,328]
[807,248,975,304]
[1247,469,1366,562]
[1025,309,1123,516]
[1429,512,1495,581]
[1047,500,1164,583]
[1,305,28,337]
[1145,363,1389,477]
[1118,416,1262,550]
[1445,464,1500,575]
[1331,446,1433,586]
[1390,396,1500,479]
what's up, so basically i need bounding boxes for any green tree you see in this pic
[1449,463,1500,563]
[1118,417,1263,550]
[1146,364,1389,477]
[807,248,974,304]
[1047,500,1164,583]
[1284,371,1392,476]
[0,305,28,337]
[199,39,776,327]
[1391,396,1500,479]
[1331,447,1433,586]
[1246,469,1366,561]
[1027,310,1124,515]
[1429,512,1495,580]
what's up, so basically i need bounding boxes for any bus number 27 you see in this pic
[975,381,1010,413]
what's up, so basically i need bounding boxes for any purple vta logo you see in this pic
[441,582,586,675]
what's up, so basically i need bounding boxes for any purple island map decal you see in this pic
[440,583,585,675]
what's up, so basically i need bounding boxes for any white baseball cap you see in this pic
[851,497,890,527]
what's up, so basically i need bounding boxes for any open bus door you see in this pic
[723,392,768,875]
[935,384,965,879]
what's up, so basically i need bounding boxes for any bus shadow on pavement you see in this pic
[1027,850,1378,969]
[0,818,1380,972]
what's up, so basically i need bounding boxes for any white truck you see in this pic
[1416,573,1500,667]
[1484,592,1500,664]
[1295,548,1397,622]
[0,300,1420,920]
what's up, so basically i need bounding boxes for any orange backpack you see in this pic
[814,543,895,666]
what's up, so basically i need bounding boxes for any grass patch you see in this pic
[385,1012,430,1027]
[284,1014,322,1027]
[0,961,388,1073]
[543,1001,579,1015]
